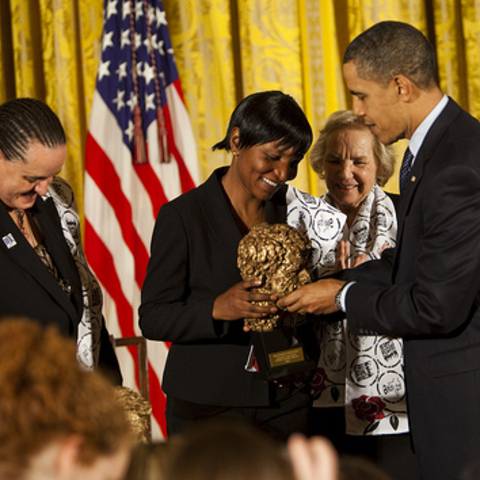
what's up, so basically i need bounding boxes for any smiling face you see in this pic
[230,138,302,202]
[0,141,66,210]
[343,61,407,145]
[324,127,378,217]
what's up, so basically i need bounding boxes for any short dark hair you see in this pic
[212,91,312,159]
[343,21,439,89]
[0,98,66,161]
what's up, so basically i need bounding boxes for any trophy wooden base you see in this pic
[250,329,316,381]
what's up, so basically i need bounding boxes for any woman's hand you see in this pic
[334,240,349,272]
[334,240,367,272]
[212,280,278,321]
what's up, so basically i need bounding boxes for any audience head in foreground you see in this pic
[123,441,171,480]
[163,418,295,480]
[0,317,131,480]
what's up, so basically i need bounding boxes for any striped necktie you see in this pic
[399,147,414,194]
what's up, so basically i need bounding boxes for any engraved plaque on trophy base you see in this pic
[251,328,316,381]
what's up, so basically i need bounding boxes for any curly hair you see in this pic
[310,110,396,187]
[0,317,131,479]
[113,386,152,444]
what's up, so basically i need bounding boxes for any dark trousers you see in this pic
[166,385,311,442]
[309,406,421,480]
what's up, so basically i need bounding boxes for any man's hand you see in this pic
[277,279,345,316]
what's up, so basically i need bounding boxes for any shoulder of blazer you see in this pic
[397,99,480,231]
[159,167,243,248]
[418,98,465,163]
[165,166,228,213]
[161,167,288,245]
[0,198,81,325]
[412,99,480,180]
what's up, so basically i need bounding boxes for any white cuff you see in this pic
[336,281,355,312]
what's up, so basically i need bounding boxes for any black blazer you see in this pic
[140,167,292,407]
[0,193,122,384]
[344,99,480,479]
[0,196,83,337]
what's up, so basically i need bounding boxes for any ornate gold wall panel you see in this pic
[236,0,311,193]
[459,0,480,119]
[164,0,237,181]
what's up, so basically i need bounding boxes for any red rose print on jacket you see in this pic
[352,395,386,422]
[311,367,328,392]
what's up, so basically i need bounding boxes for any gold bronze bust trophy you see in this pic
[238,223,316,380]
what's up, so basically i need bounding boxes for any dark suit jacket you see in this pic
[0,194,122,384]
[0,196,83,337]
[344,99,480,479]
[140,167,292,407]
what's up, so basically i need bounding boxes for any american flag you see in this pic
[84,0,198,438]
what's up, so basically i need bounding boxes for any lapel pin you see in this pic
[411,176,416,183]
[2,233,17,249]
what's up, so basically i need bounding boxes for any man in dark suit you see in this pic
[279,21,480,479]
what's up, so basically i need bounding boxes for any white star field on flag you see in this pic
[96,0,177,151]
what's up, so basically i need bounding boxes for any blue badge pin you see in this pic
[2,233,17,249]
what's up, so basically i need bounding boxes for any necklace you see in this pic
[15,209,27,234]
[12,208,40,248]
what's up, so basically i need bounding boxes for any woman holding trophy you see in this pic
[140,91,314,439]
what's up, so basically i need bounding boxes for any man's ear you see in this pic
[229,126,241,153]
[54,435,85,479]
[393,74,413,101]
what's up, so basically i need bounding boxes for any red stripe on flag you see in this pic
[85,133,150,286]
[173,77,186,103]
[133,161,169,219]
[84,219,136,338]
[164,119,195,193]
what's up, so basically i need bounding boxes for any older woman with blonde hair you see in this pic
[310,109,395,228]
[284,110,416,477]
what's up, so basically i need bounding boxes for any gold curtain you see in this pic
[0,0,103,219]
[1,0,480,216]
